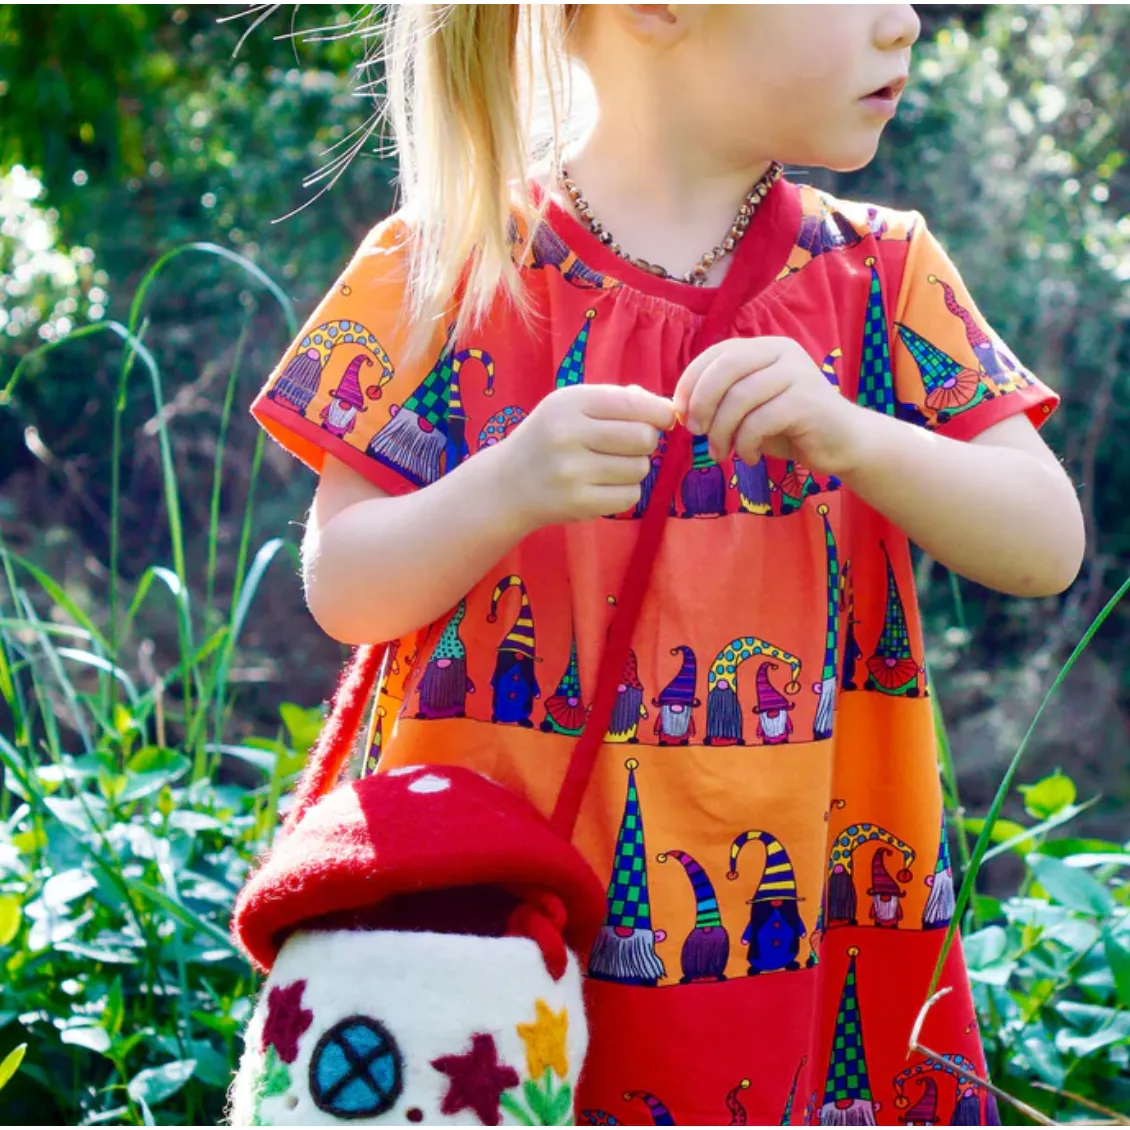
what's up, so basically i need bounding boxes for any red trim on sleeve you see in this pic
[935,380,1059,443]
[251,392,419,497]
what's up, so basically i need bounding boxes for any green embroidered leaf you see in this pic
[500,1091,536,1126]
[261,1046,291,1100]
[549,1081,574,1125]
[524,1077,550,1122]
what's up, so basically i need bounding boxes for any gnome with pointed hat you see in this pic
[415,601,475,720]
[819,947,881,1126]
[487,575,540,727]
[752,661,795,745]
[320,354,373,439]
[607,648,648,743]
[922,818,955,930]
[866,846,906,929]
[588,761,667,987]
[728,830,809,975]
[541,635,588,736]
[653,646,700,746]
[897,1075,938,1126]
[658,849,729,982]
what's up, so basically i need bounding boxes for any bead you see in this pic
[736,215,750,230]
[702,250,716,266]
[739,203,752,217]
[723,237,736,251]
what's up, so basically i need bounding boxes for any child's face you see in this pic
[585,4,921,174]
[695,4,921,171]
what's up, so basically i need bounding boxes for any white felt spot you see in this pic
[407,774,450,795]
[385,765,419,778]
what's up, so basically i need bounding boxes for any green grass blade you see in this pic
[928,572,1130,998]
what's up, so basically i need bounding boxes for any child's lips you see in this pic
[861,75,908,104]
[859,75,908,116]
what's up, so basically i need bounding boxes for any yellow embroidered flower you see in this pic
[516,999,569,1080]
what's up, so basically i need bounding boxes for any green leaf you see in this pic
[278,702,325,758]
[1019,771,1077,820]
[1038,837,1126,859]
[1103,927,1130,1008]
[499,1092,535,1126]
[524,1076,550,1122]
[963,817,1034,857]
[120,746,191,802]
[0,1044,26,1093]
[61,1026,112,1055]
[131,881,238,954]
[549,1080,574,1124]
[127,1059,197,1107]
[0,896,21,946]
[103,976,125,1038]
[1026,854,1115,916]
[261,1045,291,1099]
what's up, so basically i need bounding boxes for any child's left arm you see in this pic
[674,335,1084,598]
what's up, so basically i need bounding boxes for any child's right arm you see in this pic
[303,383,676,645]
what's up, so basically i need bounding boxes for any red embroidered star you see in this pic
[260,979,313,1065]
[431,1033,520,1126]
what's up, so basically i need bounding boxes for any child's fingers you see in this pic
[706,366,791,461]
[732,396,791,465]
[677,339,783,436]
[585,418,661,458]
[580,384,676,430]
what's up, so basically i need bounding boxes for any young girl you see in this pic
[248,5,1083,1124]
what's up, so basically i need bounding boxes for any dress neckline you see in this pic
[533,174,802,314]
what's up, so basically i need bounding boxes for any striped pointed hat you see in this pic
[448,348,495,421]
[487,575,536,660]
[556,309,597,388]
[623,1092,674,1127]
[822,947,873,1109]
[657,849,722,929]
[691,432,717,469]
[603,760,653,932]
[727,830,801,904]
[857,257,895,416]
[329,354,371,410]
[657,646,697,706]
[898,1076,938,1125]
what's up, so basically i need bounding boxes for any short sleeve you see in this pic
[890,218,1059,442]
[249,216,456,496]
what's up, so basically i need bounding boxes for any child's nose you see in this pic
[875,3,921,51]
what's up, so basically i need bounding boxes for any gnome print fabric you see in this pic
[248,178,1057,1124]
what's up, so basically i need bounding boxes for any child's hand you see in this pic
[499,383,676,528]
[673,337,870,475]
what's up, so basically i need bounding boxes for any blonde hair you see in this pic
[382,5,582,358]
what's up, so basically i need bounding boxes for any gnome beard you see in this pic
[869,892,903,928]
[415,657,471,720]
[826,864,858,927]
[657,702,693,744]
[756,707,792,745]
[607,685,644,742]
[950,1088,983,1126]
[322,397,361,439]
[813,678,836,741]
[678,925,729,984]
[367,406,446,487]
[272,349,322,413]
[820,1098,878,1126]
[705,681,744,745]
[587,925,667,987]
[922,868,955,930]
